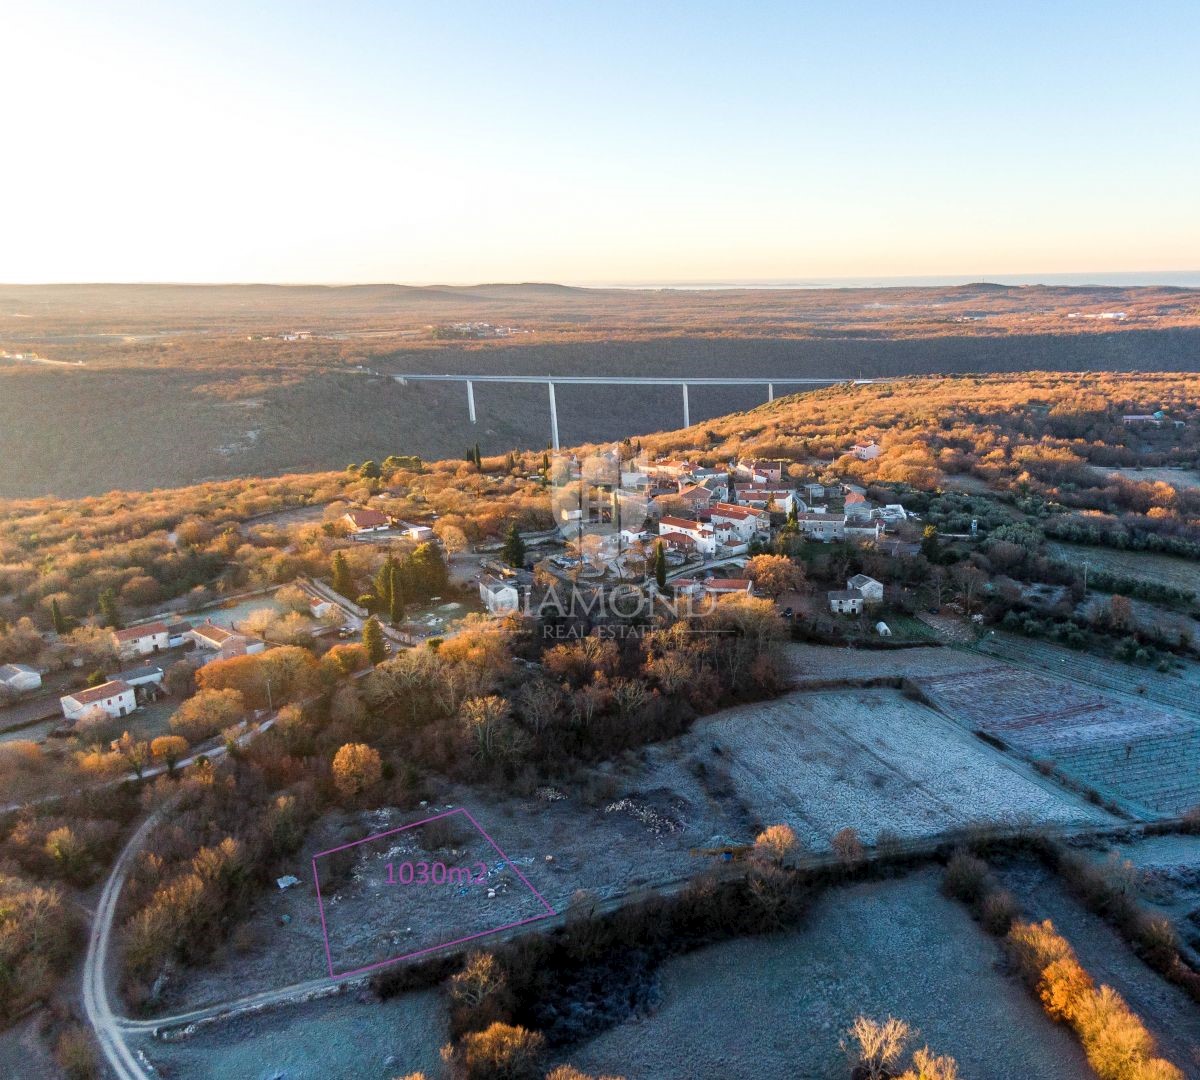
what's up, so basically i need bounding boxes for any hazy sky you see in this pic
[6,1,1199,283]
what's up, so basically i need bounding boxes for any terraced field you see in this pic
[979,633,1200,716]
[918,665,1200,816]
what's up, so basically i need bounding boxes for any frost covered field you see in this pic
[782,642,994,685]
[562,870,1093,1080]
[662,688,1113,849]
[918,665,1200,815]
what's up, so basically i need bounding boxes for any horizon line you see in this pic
[3,269,1200,291]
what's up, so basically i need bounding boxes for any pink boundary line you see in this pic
[310,807,557,980]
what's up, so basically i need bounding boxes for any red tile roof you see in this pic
[344,508,391,529]
[113,621,168,643]
[706,578,753,591]
[190,621,238,645]
[66,680,133,705]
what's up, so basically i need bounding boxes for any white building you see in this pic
[112,621,169,659]
[310,598,336,619]
[846,574,884,603]
[112,664,165,689]
[0,663,42,693]
[188,622,266,661]
[343,508,392,533]
[709,503,770,543]
[850,441,882,461]
[479,575,523,616]
[658,517,718,556]
[827,588,864,615]
[796,512,846,542]
[733,486,802,515]
[61,679,136,722]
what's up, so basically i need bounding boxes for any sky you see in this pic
[5,1,1199,284]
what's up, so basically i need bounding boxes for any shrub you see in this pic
[446,1022,545,1080]
[831,827,864,868]
[1007,919,1182,1080]
[54,1025,98,1080]
[978,889,1019,937]
[754,823,798,864]
[940,850,991,906]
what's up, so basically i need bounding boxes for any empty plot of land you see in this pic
[919,665,1200,816]
[561,870,1093,1080]
[661,689,1112,848]
[146,686,1109,1014]
[138,987,446,1080]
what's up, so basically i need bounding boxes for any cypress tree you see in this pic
[332,551,354,598]
[388,563,405,625]
[362,616,387,665]
[654,540,667,590]
[502,523,526,569]
[98,587,122,629]
[374,555,395,611]
[51,598,68,635]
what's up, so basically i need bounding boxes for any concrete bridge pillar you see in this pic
[548,381,560,450]
[466,380,477,424]
[682,383,690,427]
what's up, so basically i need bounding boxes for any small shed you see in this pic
[875,621,892,637]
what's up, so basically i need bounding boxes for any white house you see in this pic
[479,575,523,616]
[827,588,864,615]
[61,679,136,722]
[845,521,885,542]
[343,508,392,533]
[844,492,873,521]
[735,459,785,484]
[658,517,718,556]
[733,486,802,515]
[112,664,165,689]
[850,441,882,461]
[709,503,770,543]
[400,523,436,543]
[112,621,169,659]
[0,663,42,693]
[874,504,909,523]
[846,574,884,603]
[796,512,846,542]
[188,622,266,661]
[309,598,336,619]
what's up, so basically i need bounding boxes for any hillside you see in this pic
[2,283,1200,497]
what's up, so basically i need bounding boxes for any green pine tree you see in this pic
[388,563,405,625]
[51,597,68,635]
[502,523,526,569]
[98,587,122,629]
[654,540,667,590]
[786,502,799,528]
[332,551,354,598]
[374,555,396,612]
[474,442,482,467]
[362,617,387,665]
